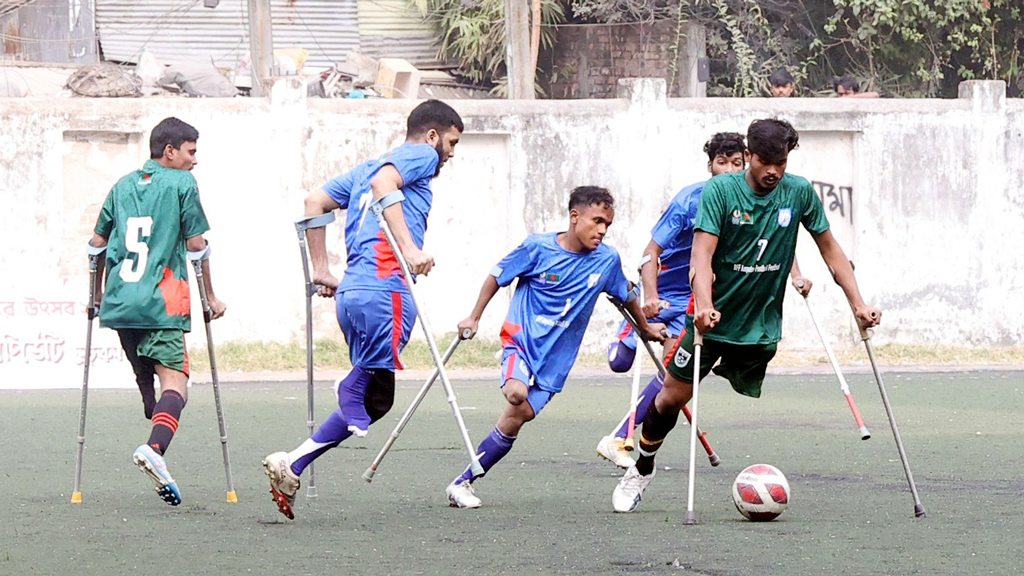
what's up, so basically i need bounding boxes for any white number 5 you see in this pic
[756,238,769,262]
[120,216,153,283]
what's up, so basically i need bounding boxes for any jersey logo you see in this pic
[731,210,753,226]
[587,273,601,288]
[541,273,560,284]
[674,346,692,368]
[136,173,152,186]
[777,208,792,227]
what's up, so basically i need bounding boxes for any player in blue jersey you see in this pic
[597,133,813,468]
[262,100,463,519]
[444,186,666,509]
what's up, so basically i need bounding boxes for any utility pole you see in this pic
[247,0,274,97]
[504,0,534,99]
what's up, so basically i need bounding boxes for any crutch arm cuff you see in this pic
[295,212,336,231]
[188,242,211,262]
[369,190,406,218]
[624,283,640,303]
[86,243,106,257]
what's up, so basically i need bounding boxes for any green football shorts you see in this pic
[118,329,190,377]
[664,320,777,398]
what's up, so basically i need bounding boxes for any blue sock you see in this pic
[288,409,353,476]
[607,341,637,373]
[336,367,374,436]
[456,427,516,484]
[616,374,664,438]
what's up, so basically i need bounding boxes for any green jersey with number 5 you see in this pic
[94,159,210,331]
[694,171,829,345]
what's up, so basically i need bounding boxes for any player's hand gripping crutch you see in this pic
[683,309,719,526]
[607,296,721,466]
[294,212,336,500]
[363,328,473,482]
[71,244,106,504]
[188,245,238,503]
[831,261,925,518]
[798,285,871,440]
[369,203,484,478]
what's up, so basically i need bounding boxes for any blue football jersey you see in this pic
[322,143,439,293]
[493,232,632,393]
[649,181,705,308]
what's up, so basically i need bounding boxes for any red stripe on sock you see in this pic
[391,292,404,370]
[152,413,179,432]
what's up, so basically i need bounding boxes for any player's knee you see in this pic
[658,377,692,410]
[503,380,529,405]
[607,342,635,373]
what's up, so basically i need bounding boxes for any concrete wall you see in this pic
[1,79,1021,389]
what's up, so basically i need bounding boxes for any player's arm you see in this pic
[186,234,226,319]
[369,165,434,276]
[638,239,665,319]
[690,231,721,332]
[811,229,881,328]
[88,233,108,305]
[789,257,812,296]
[457,275,500,340]
[303,189,342,297]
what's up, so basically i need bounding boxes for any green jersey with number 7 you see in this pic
[694,171,829,345]
[94,159,210,331]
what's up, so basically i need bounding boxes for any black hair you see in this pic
[568,186,614,211]
[769,69,794,87]
[703,132,746,162]
[746,118,799,165]
[149,117,199,159]
[833,75,860,93]
[406,99,464,138]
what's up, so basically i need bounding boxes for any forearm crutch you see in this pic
[188,246,238,504]
[801,294,871,440]
[294,212,336,501]
[71,244,105,504]
[683,325,706,526]
[608,296,721,466]
[363,329,471,482]
[833,262,925,518]
[370,204,484,478]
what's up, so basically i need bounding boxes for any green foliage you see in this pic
[410,0,565,92]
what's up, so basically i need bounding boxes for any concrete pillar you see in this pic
[677,22,707,98]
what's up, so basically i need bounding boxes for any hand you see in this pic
[207,296,227,320]
[313,269,339,298]
[854,304,882,329]
[694,308,721,333]
[792,276,813,296]
[641,322,667,343]
[642,297,668,319]
[457,317,478,340]
[402,246,435,276]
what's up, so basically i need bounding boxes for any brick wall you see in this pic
[546,22,680,99]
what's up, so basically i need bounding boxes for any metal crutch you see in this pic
[188,246,238,503]
[71,244,106,504]
[294,211,337,501]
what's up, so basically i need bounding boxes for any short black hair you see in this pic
[769,69,794,87]
[406,99,464,138]
[150,117,198,159]
[746,118,799,165]
[704,132,746,162]
[568,186,614,211]
[833,75,860,93]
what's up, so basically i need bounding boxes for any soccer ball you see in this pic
[731,464,790,521]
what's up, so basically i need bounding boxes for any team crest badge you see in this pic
[732,210,754,226]
[674,346,692,368]
[777,208,792,227]
[588,273,601,288]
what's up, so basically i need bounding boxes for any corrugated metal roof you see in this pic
[357,0,438,67]
[95,0,360,72]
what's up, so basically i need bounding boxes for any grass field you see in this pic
[2,371,1022,575]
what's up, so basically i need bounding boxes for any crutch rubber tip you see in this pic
[362,468,376,483]
[70,492,83,504]
[306,487,318,500]
[708,453,721,467]
[683,512,699,525]
[858,426,871,440]
[226,491,238,504]
[914,504,927,518]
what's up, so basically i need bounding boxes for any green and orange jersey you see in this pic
[694,171,829,346]
[94,159,209,331]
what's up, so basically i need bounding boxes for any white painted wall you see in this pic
[1,79,1020,389]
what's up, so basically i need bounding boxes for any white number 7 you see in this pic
[756,238,768,262]
[120,216,153,283]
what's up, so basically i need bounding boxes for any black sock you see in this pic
[635,403,680,476]
[147,390,185,455]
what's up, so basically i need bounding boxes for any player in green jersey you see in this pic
[88,117,226,506]
[612,117,881,512]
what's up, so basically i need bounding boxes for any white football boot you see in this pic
[612,465,655,513]
[445,480,482,509]
[596,434,636,468]
[262,451,301,519]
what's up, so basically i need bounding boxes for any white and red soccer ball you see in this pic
[731,464,791,521]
